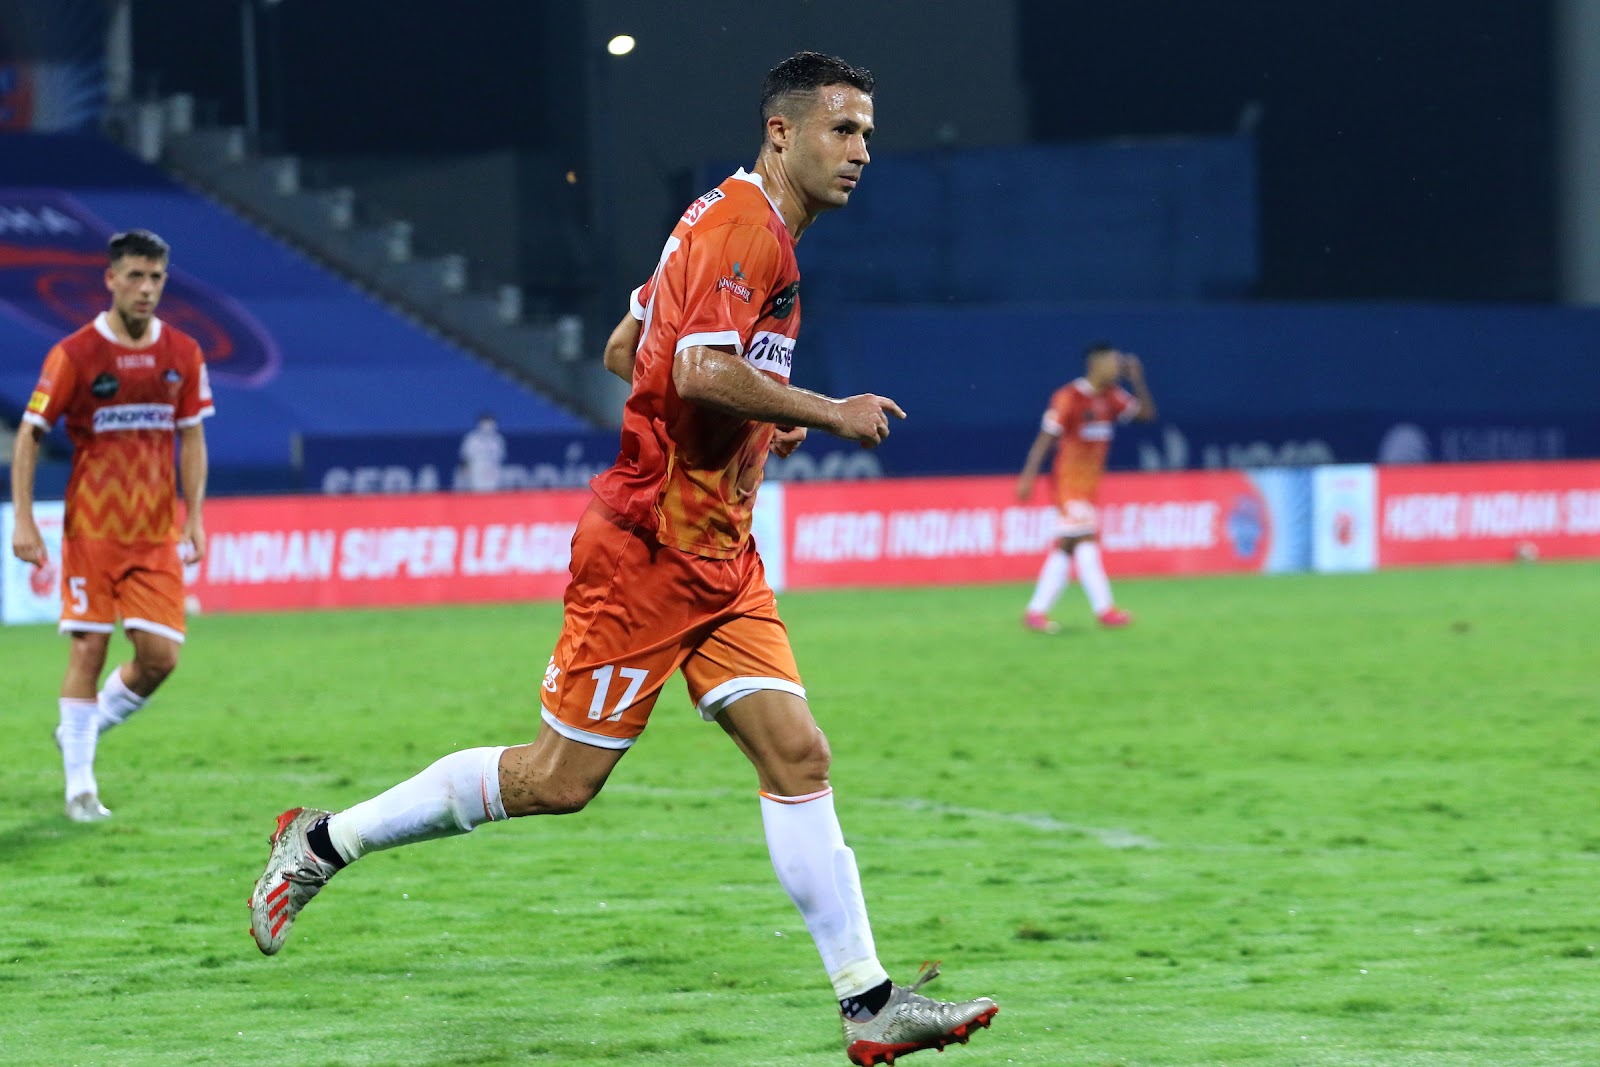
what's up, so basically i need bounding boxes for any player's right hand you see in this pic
[832,393,906,448]
[12,517,47,567]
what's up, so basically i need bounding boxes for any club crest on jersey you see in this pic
[90,372,119,399]
[764,281,799,321]
[680,188,725,226]
[162,368,183,395]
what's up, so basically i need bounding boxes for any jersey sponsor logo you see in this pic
[92,403,175,433]
[680,188,725,226]
[27,389,49,413]
[90,372,119,399]
[1079,421,1113,442]
[198,364,213,402]
[765,281,799,321]
[747,331,795,379]
[117,352,156,370]
[717,276,753,302]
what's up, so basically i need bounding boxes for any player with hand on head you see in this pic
[10,229,213,821]
[249,51,996,1067]
[1016,342,1156,632]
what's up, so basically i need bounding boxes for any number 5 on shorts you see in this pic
[587,665,649,722]
[68,576,88,614]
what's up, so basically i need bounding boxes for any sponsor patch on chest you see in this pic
[93,403,175,433]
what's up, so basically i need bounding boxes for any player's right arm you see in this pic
[1015,429,1055,502]
[672,344,903,447]
[12,345,75,565]
[10,423,47,565]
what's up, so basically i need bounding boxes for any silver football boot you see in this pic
[842,962,998,1065]
[248,806,339,955]
[65,791,112,822]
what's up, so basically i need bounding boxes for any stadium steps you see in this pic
[132,97,623,426]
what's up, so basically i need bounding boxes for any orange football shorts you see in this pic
[59,537,187,642]
[540,499,803,750]
[1055,496,1100,539]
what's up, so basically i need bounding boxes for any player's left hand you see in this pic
[771,425,807,458]
[1120,353,1144,378]
[180,519,207,565]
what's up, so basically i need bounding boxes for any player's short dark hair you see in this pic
[760,51,875,124]
[108,229,170,265]
[1084,340,1118,362]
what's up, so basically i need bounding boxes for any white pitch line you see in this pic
[607,783,1160,849]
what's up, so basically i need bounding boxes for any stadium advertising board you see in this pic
[1375,461,1600,566]
[1,501,64,624]
[779,470,1299,591]
[185,490,591,613]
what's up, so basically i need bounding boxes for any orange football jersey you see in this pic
[23,313,213,544]
[593,169,800,559]
[1043,378,1138,501]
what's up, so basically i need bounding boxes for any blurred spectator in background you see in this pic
[455,411,505,492]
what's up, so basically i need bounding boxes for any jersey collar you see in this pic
[95,311,163,346]
[731,168,786,224]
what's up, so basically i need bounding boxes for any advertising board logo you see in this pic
[0,191,281,386]
[1225,493,1265,559]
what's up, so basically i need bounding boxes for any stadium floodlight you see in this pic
[606,35,636,56]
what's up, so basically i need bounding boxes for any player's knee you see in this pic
[137,645,180,683]
[775,723,832,789]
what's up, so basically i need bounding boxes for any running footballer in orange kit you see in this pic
[1016,341,1156,632]
[10,229,214,822]
[248,52,997,1067]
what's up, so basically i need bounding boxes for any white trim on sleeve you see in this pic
[539,706,637,750]
[695,676,808,722]
[176,407,216,428]
[123,617,186,643]
[629,286,647,320]
[675,330,744,356]
[22,411,51,432]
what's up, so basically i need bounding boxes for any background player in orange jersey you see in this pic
[10,229,214,822]
[250,52,997,1067]
[1016,341,1157,632]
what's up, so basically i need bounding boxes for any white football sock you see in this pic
[59,698,100,800]
[1026,548,1072,615]
[1074,540,1114,615]
[326,746,507,863]
[97,666,147,732]
[760,788,889,1000]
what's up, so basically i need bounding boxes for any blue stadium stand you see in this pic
[0,133,586,489]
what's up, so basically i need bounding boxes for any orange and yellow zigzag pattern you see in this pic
[67,434,177,543]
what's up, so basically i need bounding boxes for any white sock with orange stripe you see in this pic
[59,698,100,800]
[325,746,508,864]
[97,666,147,732]
[760,788,890,1000]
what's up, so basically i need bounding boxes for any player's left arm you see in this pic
[178,422,209,564]
[1122,353,1158,422]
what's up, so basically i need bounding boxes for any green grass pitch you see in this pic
[2,562,1597,1065]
